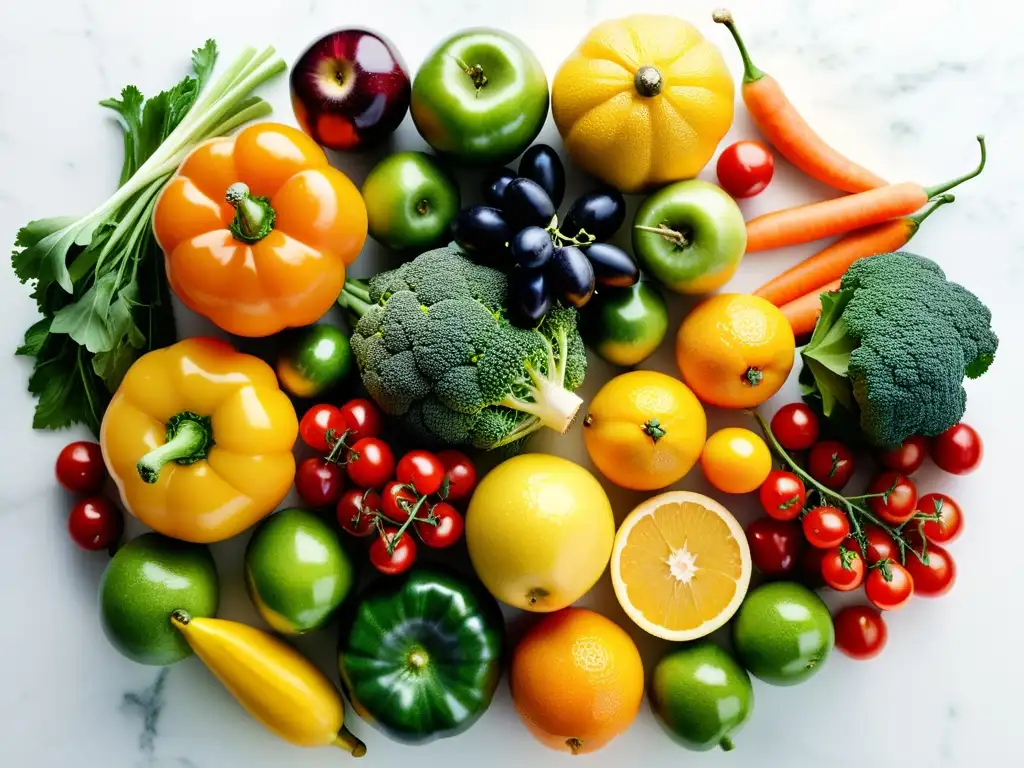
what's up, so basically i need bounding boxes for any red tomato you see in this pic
[299,404,345,452]
[746,517,803,576]
[396,450,445,496]
[931,423,983,475]
[336,489,380,537]
[381,481,419,523]
[820,546,866,591]
[917,492,963,544]
[834,606,887,660]
[759,470,805,521]
[716,140,775,198]
[294,458,345,507]
[337,398,382,444]
[807,441,855,491]
[770,403,820,452]
[876,435,927,475]
[346,438,396,489]
[865,562,914,611]
[416,502,465,548]
[435,449,478,503]
[867,472,918,524]
[800,546,828,588]
[904,544,956,597]
[369,528,417,575]
[68,497,123,551]
[56,441,107,495]
[862,525,898,565]
[802,506,850,549]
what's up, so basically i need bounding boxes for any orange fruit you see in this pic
[611,491,751,641]
[510,608,644,755]
[675,293,795,409]
[701,427,772,494]
[582,370,706,491]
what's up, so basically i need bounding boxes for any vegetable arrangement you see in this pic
[16,7,997,762]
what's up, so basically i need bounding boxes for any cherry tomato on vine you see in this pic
[931,423,983,475]
[917,492,963,544]
[369,528,417,575]
[876,435,927,475]
[862,525,898,565]
[396,450,445,496]
[865,562,914,611]
[381,481,419,523]
[435,449,478,503]
[56,441,107,495]
[867,471,918,525]
[746,517,803,576]
[759,470,805,521]
[416,502,465,548]
[336,489,380,537]
[299,404,345,452]
[802,506,850,549]
[807,441,855,491]
[820,546,866,591]
[294,458,345,507]
[337,398,383,444]
[905,544,956,597]
[770,403,820,451]
[716,140,775,198]
[800,547,828,588]
[834,606,887,660]
[68,497,123,551]
[346,437,396,489]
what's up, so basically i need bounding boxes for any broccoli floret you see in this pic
[338,244,588,451]
[801,251,997,446]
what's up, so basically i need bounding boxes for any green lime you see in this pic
[732,582,834,686]
[651,641,752,752]
[276,324,352,398]
[245,508,354,635]
[582,281,668,367]
[100,534,218,666]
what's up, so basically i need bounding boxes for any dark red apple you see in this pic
[290,29,411,151]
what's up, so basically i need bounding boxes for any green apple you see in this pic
[411,29,549,165]
[631,180,747,294]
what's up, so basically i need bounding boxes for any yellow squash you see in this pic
[171,611,366,756]
[552,15,734,192]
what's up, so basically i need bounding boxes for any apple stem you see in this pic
[465,63,488,90]
[226,182,276,243]
[634,223,690,249]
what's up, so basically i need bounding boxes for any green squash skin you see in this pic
[583,281,669,366]
[245,508,354,635]
[100,534,218,666]
[337,568,506,744]
[275,324,353,399]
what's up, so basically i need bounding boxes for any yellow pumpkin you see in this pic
[552,15,735,193]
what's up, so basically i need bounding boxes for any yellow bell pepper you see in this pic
[100,337,298,543]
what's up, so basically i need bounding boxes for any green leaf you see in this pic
[16,317,52,357]
[801,289,858,417]
[11,217,80,284]
[50,270,119,353]
[92,344,136,391]
[100,85,145,179]
[191,39,218,90]
[25,341,106,435]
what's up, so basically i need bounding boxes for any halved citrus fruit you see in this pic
[611,491,751,641]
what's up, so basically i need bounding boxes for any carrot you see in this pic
[713,9,887,194]
[780,280,841,337]
[745,136,985,253]
[754,194,955,306]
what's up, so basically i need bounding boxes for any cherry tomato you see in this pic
[865,562,914,611]
[802,506,850,549]
[867,471,918,525]
[396,450,445,496]
[759,470,805,521]
[770,403,820,451]
[917,492,963,544]
[820,546,866,591]
[716,140,775,198]
[807,441,855,491]
[862,525,898,565]
[56,441,107,495]
[436,449,478,503]
[904,544,956,597]
[800,546,828,588]
[337,398,383,444]
[294,458,345,508]
[299,404,345,452]
[381,481,419,523]
[931,423,983,475]
[336,489,380,537]
[834,606,887,660]
[746,517,803,577]
[68,497,123,551]
[369,528,417,575]
[876,435,927,475]
[346,438,396,489]
[416,502,465,548]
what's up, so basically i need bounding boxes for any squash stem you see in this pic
[334,725,367,758]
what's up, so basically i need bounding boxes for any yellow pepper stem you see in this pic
[226,182,276,243]
[137,412,214,484]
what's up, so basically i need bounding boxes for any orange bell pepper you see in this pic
[153,123,367,337]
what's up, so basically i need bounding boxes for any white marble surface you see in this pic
[2,0,1022,766]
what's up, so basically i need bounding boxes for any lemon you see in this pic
[466,454,615,612]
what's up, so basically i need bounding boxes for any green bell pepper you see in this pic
[337,568,505,744]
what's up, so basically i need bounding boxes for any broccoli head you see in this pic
[801,251,997,447]
[339,244,587,450]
